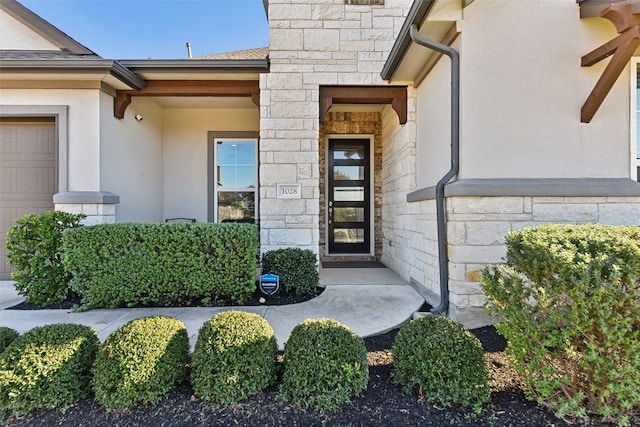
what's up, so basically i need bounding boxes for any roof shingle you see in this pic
[194,47,269,60]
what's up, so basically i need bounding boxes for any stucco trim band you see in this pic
[407,178,640,202]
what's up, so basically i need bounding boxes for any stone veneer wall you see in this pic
[53,191,119,225]
[259,0,413,255]
[55,203,116,226]
[380,97,418,276]
[408,195,640,328]
[319,111,383,260]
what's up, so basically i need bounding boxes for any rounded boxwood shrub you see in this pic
[6,210,85,305]
[392,315,490,414]
[92,316,189,410]
[279,318,368,412]
[0,323,99,416]
[261,247,319,296]
[191,311,277,405]
[0,327,19,354]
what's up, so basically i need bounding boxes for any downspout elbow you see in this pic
[408,25,460,315]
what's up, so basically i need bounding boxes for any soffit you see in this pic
[579,0,640,18]
[389,21,455,83]
[149,96,257,109]
[381,0,461,83]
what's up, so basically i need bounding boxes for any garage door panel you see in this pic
[0,121,56,280]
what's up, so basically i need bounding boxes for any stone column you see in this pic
[259,0,413,256]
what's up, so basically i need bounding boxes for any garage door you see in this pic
[0,118,57,280]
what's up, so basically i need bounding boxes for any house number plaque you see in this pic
[277,183,301,199]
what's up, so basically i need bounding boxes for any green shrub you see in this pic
[92,316,189,410]
[482,224,640,424]
[261,248,319,295]
[0,323,99,416]
[0,328,19,354]
[191,311,277,405]
[6,211,85,305]
[279,318,368,412]
[392,315,489,414]
[63,222,258,308]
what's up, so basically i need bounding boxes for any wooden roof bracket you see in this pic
[113,80,260,119]
[581,4,640,123]
[319,85,408,124]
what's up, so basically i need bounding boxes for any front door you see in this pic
[327,138,371,254]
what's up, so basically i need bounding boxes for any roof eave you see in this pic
[577,0,640,18]
[380,0,437,81]
[0,0,95,55]
[0,59,146,90]
[118,59,270,74]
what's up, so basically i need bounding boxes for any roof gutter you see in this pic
[0,59,146,90]
[409,24,460,315]
[118,59,270,74]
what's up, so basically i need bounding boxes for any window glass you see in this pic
[333,228,365,243]
[217,191,255,223]
[334,186,364,202]
[333,144,365,160]
[334,207,365,222]
[217,141,256,188]
[214,139,257,222]
[334,166,364,180]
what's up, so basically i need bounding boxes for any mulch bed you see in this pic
[2,324,631,426]
[7,287,325,310]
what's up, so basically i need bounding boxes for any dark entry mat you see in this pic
[321,261,386,268]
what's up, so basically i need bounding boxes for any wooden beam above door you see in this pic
[114,80,260,119]
[319,85,408,125]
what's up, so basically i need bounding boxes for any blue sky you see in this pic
[19,0,269,59]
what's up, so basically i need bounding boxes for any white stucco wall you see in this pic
[163,108,259,223]
[0,9,59,50]
[415,37,460,188]
[0,88,101,190]
[457,0,629,179]
[100,96,165,222]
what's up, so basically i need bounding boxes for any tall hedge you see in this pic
[63,222,258,308]
[482,224,640,425]
[5,211,85,305]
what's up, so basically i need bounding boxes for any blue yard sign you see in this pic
[259,273,279,296]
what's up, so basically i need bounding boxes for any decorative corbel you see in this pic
[581,4,640,123]
[114,92,132,119]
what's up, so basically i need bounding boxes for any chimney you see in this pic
[186,42,192,58]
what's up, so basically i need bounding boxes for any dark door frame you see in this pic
[326,136,374,255]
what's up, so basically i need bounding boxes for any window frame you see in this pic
[207,131,259,223]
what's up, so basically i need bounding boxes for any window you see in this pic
[209,134,258,223]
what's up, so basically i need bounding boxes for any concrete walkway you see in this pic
[0,267,423,351]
